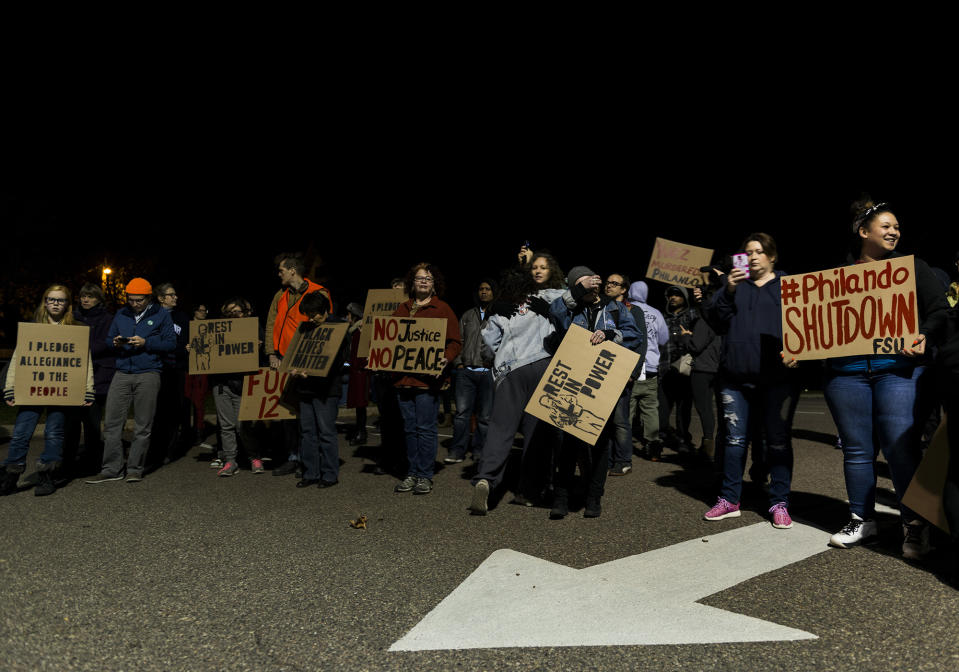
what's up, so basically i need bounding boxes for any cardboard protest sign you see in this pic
[524,324,640,446]
[357,288,407,358]
[366,317,448,374]
[238,367,297,421]
[902,416,950,533]
[781,256,920,360]
[279,322,349,377]
[189,317,259,374]
[645,237,714,288]
[13,323,90,406]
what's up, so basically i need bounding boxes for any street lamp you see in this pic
[102,266,112,287]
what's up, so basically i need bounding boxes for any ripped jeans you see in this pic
[719,381,793,507]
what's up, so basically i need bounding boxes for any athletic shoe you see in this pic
[828,514,878,548]
[218,462,239,477]
[125,472,143,483]
[251,459,265,474]
[394,475,416,493]
[608,463,632,476]
[209,458,223,469]
[413,477,433,495]
[272,461,299,476]
[769,502,793,529]
[443,455,465,464]
[86,472,123,484]
[704,497,741,521]
[470,479,490,515]
[902,522,929,560]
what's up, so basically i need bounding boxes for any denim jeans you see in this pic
[397,388,440,479]
[450,368,493,460]
[4,406,66,467]
[609,386,633,467]
[824,366,924,522]
[719,381,793,507]
[299,395,340,482]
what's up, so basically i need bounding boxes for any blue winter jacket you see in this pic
[106,302,177,374]
[706,271,788,384]
[550,290,642,352]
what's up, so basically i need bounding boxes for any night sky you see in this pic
[3,110,957,346]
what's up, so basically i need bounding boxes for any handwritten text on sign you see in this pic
[645,237,714,288]
[280,322,349,377]
[781,256,919,360]
[357,288,407,358]
[13,323,90,405]
[525,324,639,446]
[238,368,297,421]
[367,317,447,374]
[189,317,259,374]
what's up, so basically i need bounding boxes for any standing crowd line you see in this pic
[3,196,959,584]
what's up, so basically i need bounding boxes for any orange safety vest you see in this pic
[272,279,330,357]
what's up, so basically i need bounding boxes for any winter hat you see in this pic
[346,302,364,318]
[125,278,152,295]
[566,265,597,287]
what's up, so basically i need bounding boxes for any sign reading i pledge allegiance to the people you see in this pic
[366,317,448,374]
[780,256,920,360]
[279,322,350,377]
[238,367,297,421]
[525,324,640,446]
[188,317,259,374]
[13,322,90,406]
[645,237,714,288]
[357,288,408,358]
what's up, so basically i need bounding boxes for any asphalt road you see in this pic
[1,395,957,671]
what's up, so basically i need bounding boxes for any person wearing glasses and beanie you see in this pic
[87,278,176,484]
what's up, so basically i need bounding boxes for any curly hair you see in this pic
[527,251,565,290]
[404,262,446,299]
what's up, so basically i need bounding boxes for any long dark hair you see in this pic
[526,251,565,290]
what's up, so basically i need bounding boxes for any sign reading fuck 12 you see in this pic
[366,317,447,374]
[780,256,920,360]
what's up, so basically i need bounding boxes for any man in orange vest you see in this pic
[264,254,331,476]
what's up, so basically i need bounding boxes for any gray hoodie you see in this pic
[627,281,669,374]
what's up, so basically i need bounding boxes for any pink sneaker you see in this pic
[217,461,239,477]
[770,502,792,529]
[704,497,741,521]
[251,459,265,474]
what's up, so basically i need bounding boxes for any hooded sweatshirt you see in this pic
[627,281,669,374]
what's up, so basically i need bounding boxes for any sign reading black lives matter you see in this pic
[279,322,349,377]
[188,317,260,374]
[780,256,920,360]
[13,323,90,406]
[525,324,640,446]
[366,317,447,374]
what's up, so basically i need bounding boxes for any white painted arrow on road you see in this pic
[390,522,830,650]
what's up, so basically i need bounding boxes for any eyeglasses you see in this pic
[605,280,624,287]
[414,275,434,283]
[161,293,177,298]
[45,297,67,304]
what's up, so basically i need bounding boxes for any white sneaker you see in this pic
[829,514,878,548]
[902,522,929,560]
[470,479,489,515]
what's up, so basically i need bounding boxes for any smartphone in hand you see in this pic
[732,253,750,279]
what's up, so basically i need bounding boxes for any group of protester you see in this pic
[3,197,959,583]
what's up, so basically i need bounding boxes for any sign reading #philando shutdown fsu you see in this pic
[780,255,920,360]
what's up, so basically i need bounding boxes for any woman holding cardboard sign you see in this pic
[391,263,462,496]
[702,233,799,530]
[1,285,94,497]
[824,197,948,557]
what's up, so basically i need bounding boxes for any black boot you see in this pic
[34,463,58,497]
[550,488,569,520]
[584,496,602,518]
[0,466,21,496]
